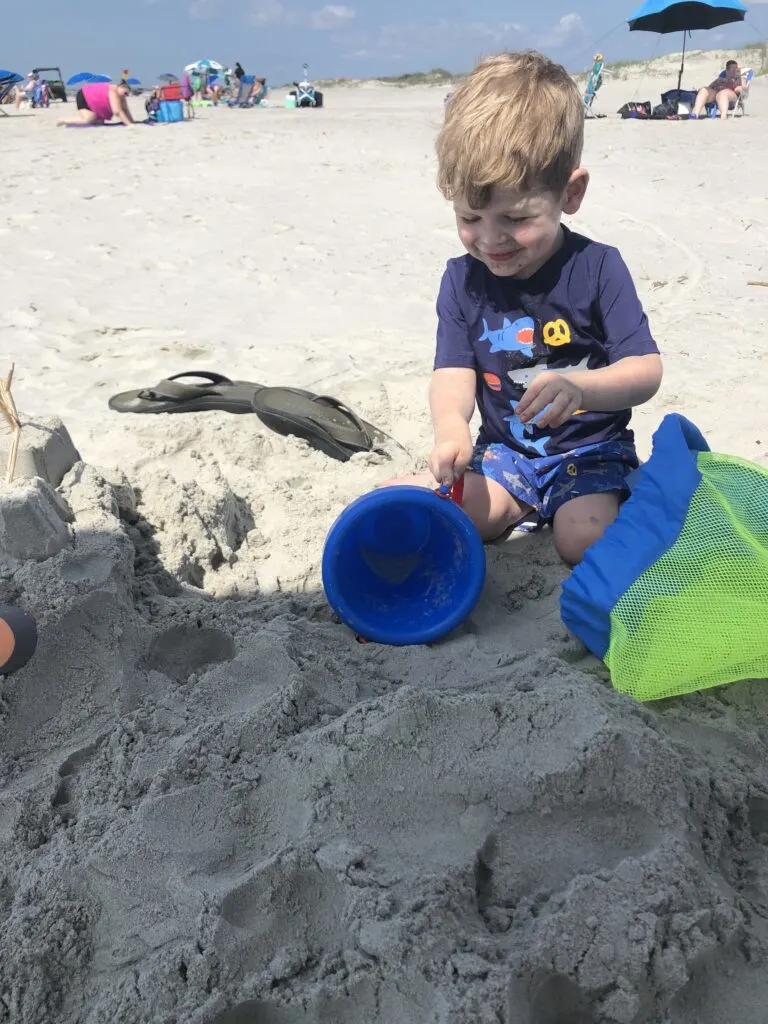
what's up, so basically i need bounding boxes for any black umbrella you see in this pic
[158,73,179,83]
[627,0,749,89]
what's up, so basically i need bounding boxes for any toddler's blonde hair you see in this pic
[437,51,584,208]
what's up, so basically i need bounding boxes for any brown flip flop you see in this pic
[108,371,264,415]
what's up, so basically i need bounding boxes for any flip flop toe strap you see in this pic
[136,379,222,402]
[165,371,234,386]
[136,372,235,403]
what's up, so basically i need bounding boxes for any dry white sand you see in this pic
[0,58,767,1023]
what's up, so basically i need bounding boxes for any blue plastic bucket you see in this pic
[321,486,486,645]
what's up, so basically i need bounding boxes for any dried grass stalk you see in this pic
[0,365,22,485]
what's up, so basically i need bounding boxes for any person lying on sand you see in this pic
[384,50,663,566]
[57,80,135,127]
[690,59,746,120]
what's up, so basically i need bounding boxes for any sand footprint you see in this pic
[508,972,596,1024]
[52,735,108,824]
[147,623,235,684]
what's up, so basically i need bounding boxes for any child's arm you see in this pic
[519,248,662,429]
[430,265,477,485]
[517,354,662,428]
[428,368,476,485]
[566,353,662,410]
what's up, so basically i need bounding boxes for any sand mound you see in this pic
[2,401,768,1024]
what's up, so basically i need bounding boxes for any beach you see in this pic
[1,56,768,1023]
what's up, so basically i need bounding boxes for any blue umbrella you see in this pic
[125,77,141,85]
[66,72,96,85]
[0,70,23,83]
[90,74,112,83]
[627,0,748,89]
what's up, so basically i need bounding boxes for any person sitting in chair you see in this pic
[690,60,745,121]
[145,85,162,121]
[14,72,38,111]
[250,77,267,104]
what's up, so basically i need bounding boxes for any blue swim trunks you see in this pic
[468,439,638,522]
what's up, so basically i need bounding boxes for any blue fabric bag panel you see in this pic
[158,100,184,123]
[560,414,710,659]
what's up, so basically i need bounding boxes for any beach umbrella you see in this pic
[185,59,224,72]
[627,0,749,89]
[0,70,23,83]
[125,77,141,85]
[158,73,179,82]
[66,71,96,85]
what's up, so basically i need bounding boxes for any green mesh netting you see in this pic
[605,452,768,701]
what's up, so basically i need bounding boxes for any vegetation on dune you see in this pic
[305,43,766,90]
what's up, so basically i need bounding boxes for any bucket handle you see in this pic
[434,476,465,507]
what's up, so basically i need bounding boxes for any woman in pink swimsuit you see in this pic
[57,81,135,126]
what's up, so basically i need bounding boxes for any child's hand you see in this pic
[428,438,473,486]
[516,372,583,430]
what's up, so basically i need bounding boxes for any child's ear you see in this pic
[562,169,589,215]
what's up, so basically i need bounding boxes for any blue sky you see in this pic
[6,0,767,85]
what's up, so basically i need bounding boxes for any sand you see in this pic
[0,58,767,1023]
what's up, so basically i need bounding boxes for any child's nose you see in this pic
[479,226,512,250]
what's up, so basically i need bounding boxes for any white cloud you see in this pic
[465,20,523,42]
[338,17,525,67]
[538,12,585,48]
[248,0,285,23]
[191,0,286,24]
[337,16,528,67]
[189,0,222,19]
[360,18,523,56]
[311,4,355,30]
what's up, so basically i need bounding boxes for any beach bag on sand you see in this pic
[561,414,768,701]
[652,100,678,119]
[618,100,651,119]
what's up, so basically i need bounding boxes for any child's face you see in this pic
[454,172,588,279]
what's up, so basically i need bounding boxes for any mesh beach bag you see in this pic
[561,414,768,701]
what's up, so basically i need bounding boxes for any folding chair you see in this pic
[731,67,753,117]
[583,55,608,119]
[0,72,23,116]
[706,66,754,118]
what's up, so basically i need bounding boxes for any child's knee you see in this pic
[462,471,529,541]
[553,494,620,566]
[553,525,600,566]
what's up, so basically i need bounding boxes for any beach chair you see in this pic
[251,79,268,106]
[730,67,753,116]
[583,54,606,118]
[0,71,22,116]
[705,67,753,118]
